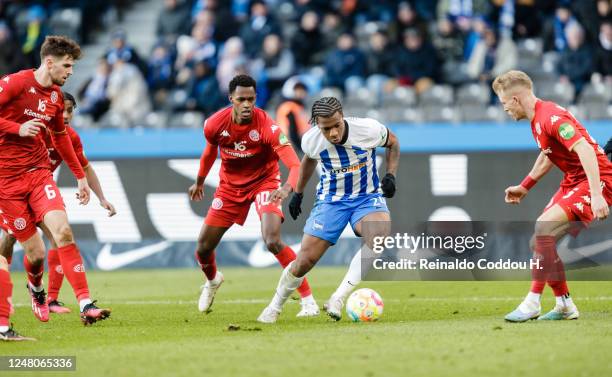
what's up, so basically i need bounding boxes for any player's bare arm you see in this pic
[288,155,318,220]
[190,142,218,201]
[381,130,400,198]
[84,165,116,216]
[270,144,301,204]
[573,138,609,219]
[505,152,553,204]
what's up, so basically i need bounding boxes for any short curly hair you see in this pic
[229,74,257,94]
[40,35,82,60]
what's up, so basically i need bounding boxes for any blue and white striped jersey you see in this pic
[301,117,389,202]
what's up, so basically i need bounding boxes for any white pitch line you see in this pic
[11,296,612,307]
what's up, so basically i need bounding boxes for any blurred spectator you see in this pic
[0,21,26,75]
[20,5,49,67]
[276,82,310,148]
[394,28,438,94]
[432,17,464,63]
[466,27,517,83]
[216,36,248,95]
[291,11,324,68]
[78,59,112,122]
[252,34,295,101]
[147,43,175,109]
[156,0,191,43]
[553,4,576,52]
[319,11,346,60]
[464,16,489,62]
[391,2,428,44]
[106,59,152,127]
[324,33,366,92]
[239,0,281,58]
[593,18,612,84]
[185,59,224,115]
[355,30,397,99]
[175,23,217,76]
[558,22,594,96]
[512,0,543,39]
[598,0,612,22]
[293,0,333,18]
[105,30,148,76]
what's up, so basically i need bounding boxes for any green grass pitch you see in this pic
[2,268,612,377]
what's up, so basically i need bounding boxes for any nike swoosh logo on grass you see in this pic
[557,237,612,264]
[96,241,173,271]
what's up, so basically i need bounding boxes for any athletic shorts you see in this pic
[543,177,612,234]
[0,169,65,242]
[204,179,283,228]
[304,193,389,245]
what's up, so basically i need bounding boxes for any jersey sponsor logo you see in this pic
[220,130,230,137]
[249,129,260,141]
[212,198,223,210]
[279,133,289,145]
[24,108,52,121]
[550,115,560,124]
[234,141,247,151]
[37,99,47,112]
[329,161,368,175]
[13,218,26,231]
[559,123,575,140]
[50,91,58,103]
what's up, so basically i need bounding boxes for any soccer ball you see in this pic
[346,288,383,322]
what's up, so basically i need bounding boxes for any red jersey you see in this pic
[203,106,290,190]
[531,100,612,188]
[44,125,89,172]
[0,69,84,179]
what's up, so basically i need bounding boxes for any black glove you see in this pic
[605,137,612,161]
[288,192,303,220]
[381,173,396,198]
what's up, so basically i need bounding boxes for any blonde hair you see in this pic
[492,70,533,95]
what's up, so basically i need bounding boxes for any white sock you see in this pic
[333,248,363,301]
[270,263,304,312]
[0,325,8,332]
[301,294,316,305]
[209,271,223,285]
[556,295,575,308]
[79,298,92,312]
[29,283,44,293]
[525,292,541,304]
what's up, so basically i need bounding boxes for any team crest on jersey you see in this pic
[50,91,58,103]
[279,133,289,145]
[559,123,575,140]
[13,218,26,231]
[212,198,223,210]
[249,129,260,141]
[535,122,541,135]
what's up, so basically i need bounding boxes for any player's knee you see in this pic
[55,224,74,245]
[196,236,215,255]
[533,220,554,236]
[263,235,282,254]
[25,246,45,264]
[293,254,315,277]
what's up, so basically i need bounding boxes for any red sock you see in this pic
[548,252,569,296]
[23,254,43,288]
[530,280,546,294]
[0,269,13,327]
[274,246,312,298]
[46,249,64,302]
[195,250,217,281]
[57,244,90,301]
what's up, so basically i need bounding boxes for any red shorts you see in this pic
[0,169,65,242]
[544,177,612,228]
[205,179,284,228]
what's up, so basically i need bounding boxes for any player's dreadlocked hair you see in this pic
[229,74,257,94]
[310,97,343,125]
